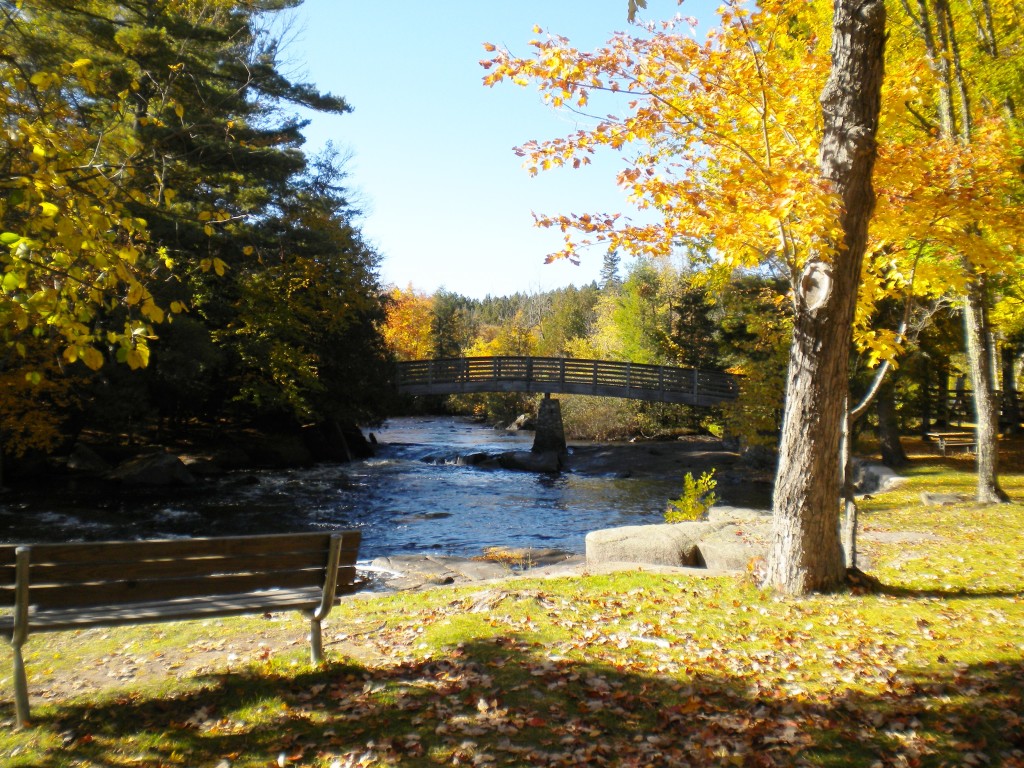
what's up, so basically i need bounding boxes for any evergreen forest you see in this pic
[1,0,393,482]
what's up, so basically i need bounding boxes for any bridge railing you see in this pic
[394,356,738,406]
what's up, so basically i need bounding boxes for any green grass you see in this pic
[2,459,1023,766]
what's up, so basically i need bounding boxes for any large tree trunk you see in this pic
[876,376,908,467]
[767,0,887,595]
[962,273,1009,503]
[1001,343,1021,435]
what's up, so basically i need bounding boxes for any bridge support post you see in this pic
[533,394,567,455]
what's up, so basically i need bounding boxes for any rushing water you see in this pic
[0,417,769,559]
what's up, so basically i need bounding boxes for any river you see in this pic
[0,417,771,559]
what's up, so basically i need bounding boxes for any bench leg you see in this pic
[310,618,323,665]
[11,641,30,727]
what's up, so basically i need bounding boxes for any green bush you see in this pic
[665,469,717,522]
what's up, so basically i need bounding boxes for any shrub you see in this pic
[665,469,717,522]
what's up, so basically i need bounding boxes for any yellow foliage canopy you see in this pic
[382,285,434,361]
[0,53,167,373]
[483,0,1024,368]
[483,0,840,278]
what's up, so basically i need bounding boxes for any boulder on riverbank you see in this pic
[505,413,536,431]
[66,443,112,475]
[585,506,772,572]
[107,453,196,486]
[493,450,563,473]
[584,523,713,567]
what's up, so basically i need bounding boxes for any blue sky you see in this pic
[288,1,718,298]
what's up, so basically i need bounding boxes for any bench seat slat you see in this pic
[0,573,361,635]
[1,587,324,632]
[2,565,359,608]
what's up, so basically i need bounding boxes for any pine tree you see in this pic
[600,250,621,291]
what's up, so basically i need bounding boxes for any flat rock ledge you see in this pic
[585,506,773,573]
[363,550,734,592]
[368,548,585,592]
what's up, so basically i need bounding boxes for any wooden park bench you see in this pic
[1,530,361,726]
[926,431,977,456]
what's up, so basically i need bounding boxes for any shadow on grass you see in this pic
[846,568,1021,600]
[8,636,1024,767]
[875,584,1024,600]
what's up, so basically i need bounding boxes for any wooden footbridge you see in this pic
[394,356,738,407]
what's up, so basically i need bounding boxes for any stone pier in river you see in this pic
[532,394,566,454]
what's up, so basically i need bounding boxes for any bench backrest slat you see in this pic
[28,532,341,563]
[0,531,361,609]
[27,569,327,609]
[23,546,359,585]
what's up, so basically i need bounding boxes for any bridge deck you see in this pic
[395,356,737,407]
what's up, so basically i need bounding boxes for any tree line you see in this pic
[385,253,1016,451]
[1,0,393,481]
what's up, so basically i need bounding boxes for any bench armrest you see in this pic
[11,547,30,647]
[312,534,344,621]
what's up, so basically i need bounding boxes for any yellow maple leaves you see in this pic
[0,55,189,378]
[482,0,840,281]
[484,0,1023,369]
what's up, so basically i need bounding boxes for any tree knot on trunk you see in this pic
[799,262,833,313]
[855,0,886,25]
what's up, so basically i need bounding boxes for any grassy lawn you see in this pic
[1,455,1023,766]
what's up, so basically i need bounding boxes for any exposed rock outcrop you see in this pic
[506,414,536,431]
[586,506,773,573]
[108,453,196,486]
[368,549,580,591]
[66,443,112,475]
[584,523,714,567]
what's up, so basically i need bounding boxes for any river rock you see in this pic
[507,413,536,431]
[695,523,770,571]
[439,557,512,581]
[587,507,774,572]
[706,506,772,525]
[586,523,718,567]
[240,433,313,468]
[372,555,457,586]
[66,443,112,474]
[370,554,511,590]
[179,445,252,475]
[455,452,490,466]
[482,547,576,568]
[108,453,196,486]
[494,450,562,473]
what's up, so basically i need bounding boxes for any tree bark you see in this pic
[767,0,887,595]
[962,273,1009,502]
[920,355,932,436]
[876,376,908,467]
[840,400,858,569]
[1001,343,1021,435]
